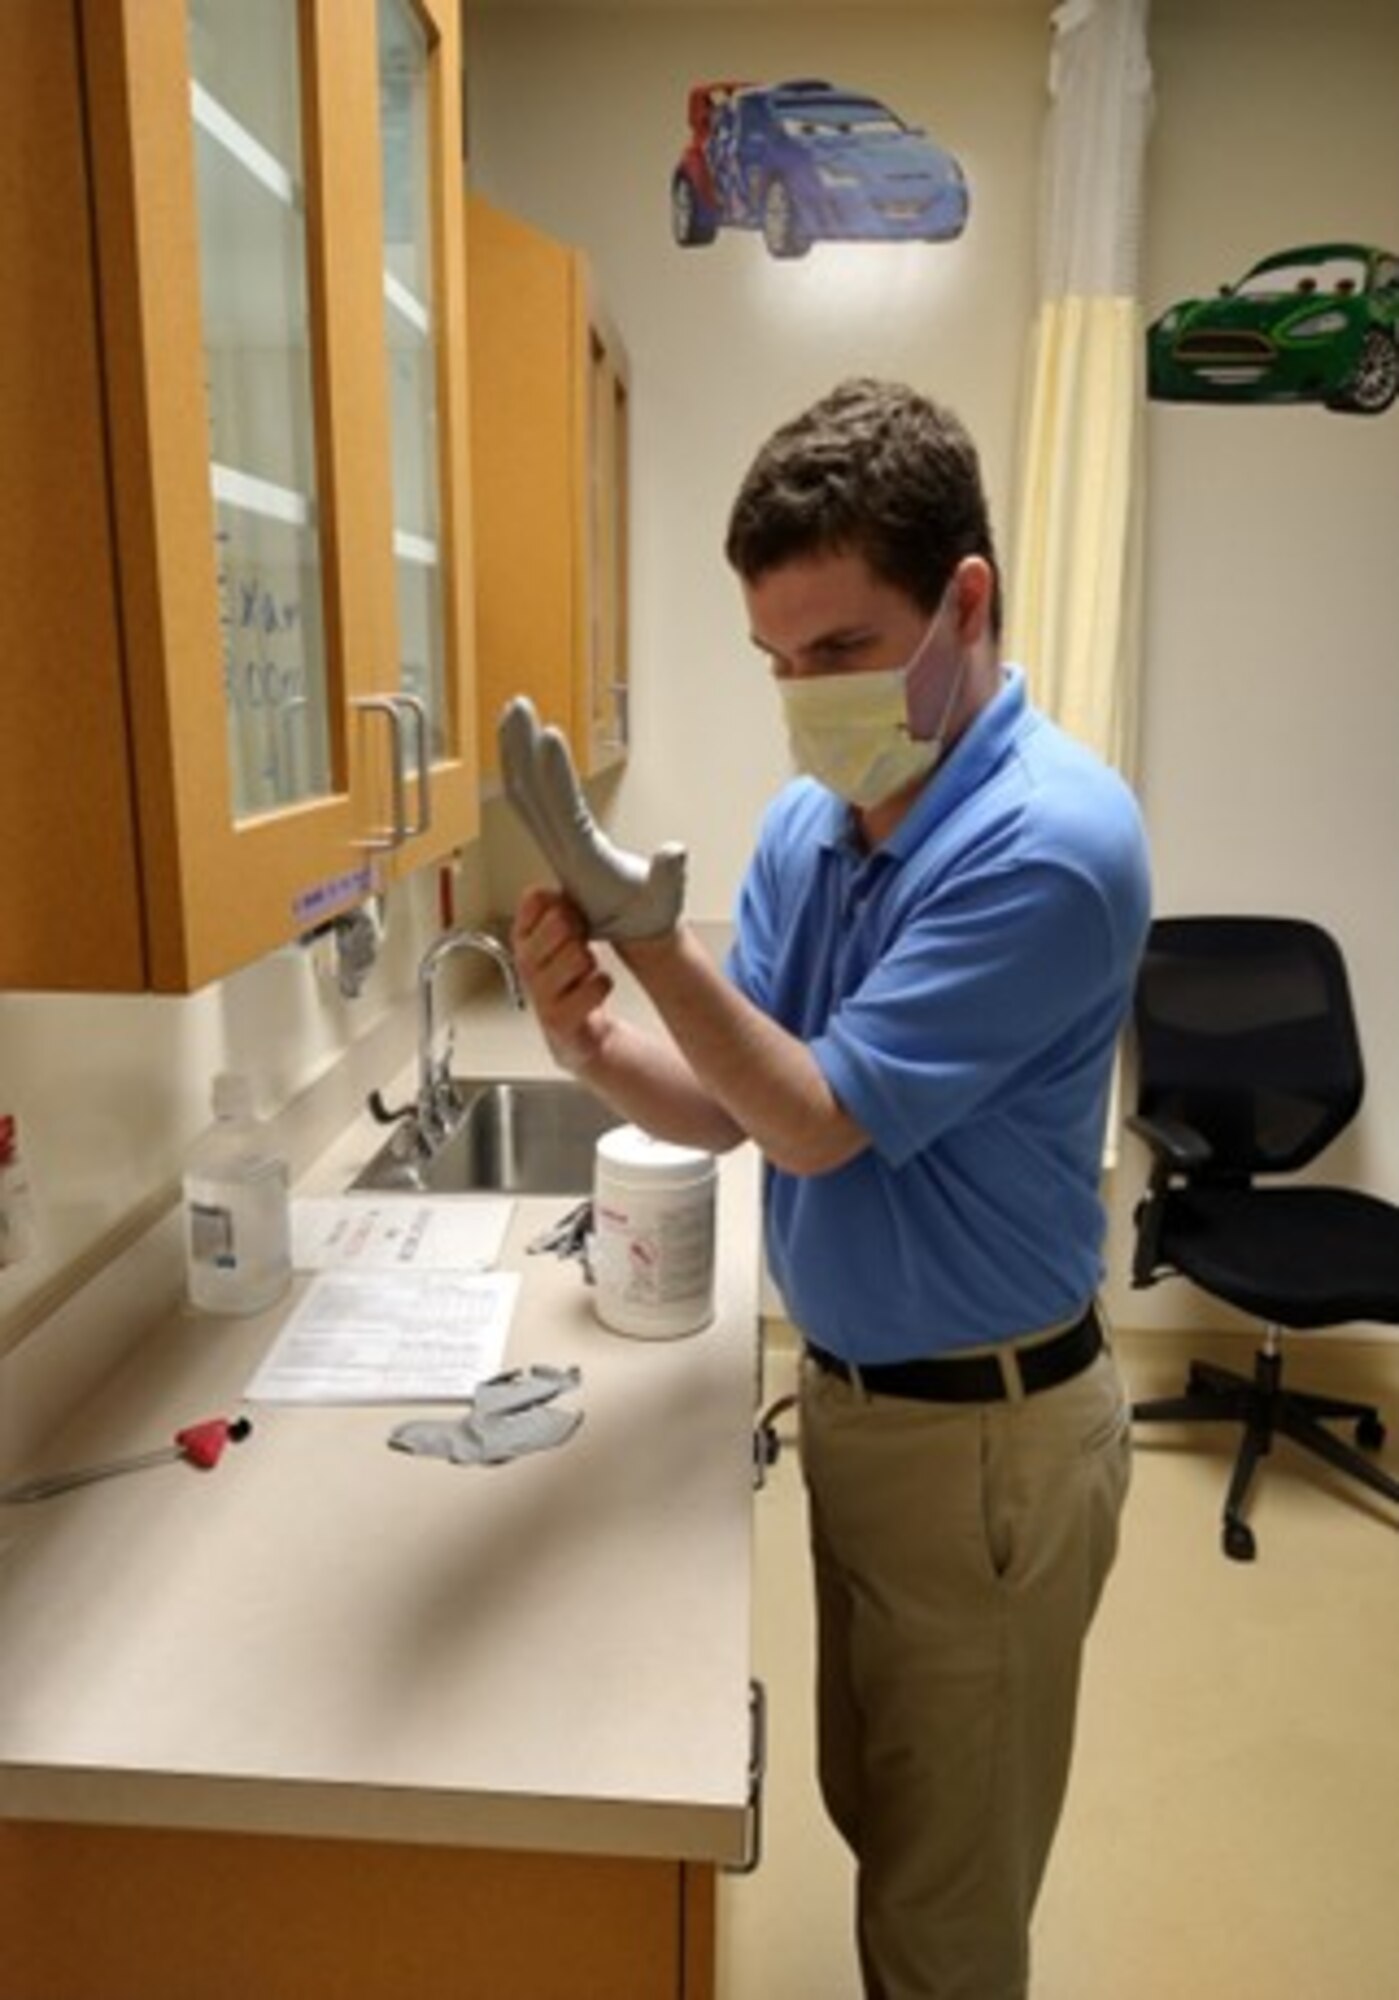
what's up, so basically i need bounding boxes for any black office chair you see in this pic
[1128,915,1399,1560]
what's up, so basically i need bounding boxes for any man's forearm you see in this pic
[617,926,866,1176]
[570,1014,748,1156]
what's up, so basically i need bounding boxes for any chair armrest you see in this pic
[1126,1112,1212,1288]
[1125,1111,1213,1171]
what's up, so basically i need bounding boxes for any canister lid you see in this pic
[595,1124,715,1184]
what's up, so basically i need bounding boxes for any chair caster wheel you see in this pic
[1223,1519,1256,1562]
[1356,1413,1386,1451]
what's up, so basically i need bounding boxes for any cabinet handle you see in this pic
[394,691,432,839]
[353,693,433,851]
[723,1679,768,1877]
[351,695,410,851]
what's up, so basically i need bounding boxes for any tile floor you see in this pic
[716,1328,1399,2000]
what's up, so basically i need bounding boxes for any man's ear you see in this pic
[951,556,996,645]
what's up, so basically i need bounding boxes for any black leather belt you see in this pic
[807,1305,1103,1404]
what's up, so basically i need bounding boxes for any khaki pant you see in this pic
[798,1337,1131,2000]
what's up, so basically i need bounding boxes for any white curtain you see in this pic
[1007,0,1154,781]
[1007,0,1153,1166]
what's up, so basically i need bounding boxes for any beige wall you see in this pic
[467,1,1043,913]
[0,869,473,1351]
[1106,0,1399,1331]
[469,0,1399,1336]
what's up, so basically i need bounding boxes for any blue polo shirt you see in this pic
[726,666,1151,1362]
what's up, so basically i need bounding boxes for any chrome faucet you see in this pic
[368,926,525,1153]
[417,927,524,1141]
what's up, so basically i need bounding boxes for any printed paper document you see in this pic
[291,1194,513,1273]
[246,1270,520,1404]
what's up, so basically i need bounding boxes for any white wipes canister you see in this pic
[592,1125,717,1338]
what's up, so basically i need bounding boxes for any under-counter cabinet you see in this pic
[467,193,631,782]
[0,1132,764,1999]
[1,0,476,993]
[0,1827,717,2000]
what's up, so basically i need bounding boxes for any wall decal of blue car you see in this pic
[671,78,970,260]
[1147,243,1399,415]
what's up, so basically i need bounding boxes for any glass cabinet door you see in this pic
[377,0,448,765]
[186,0,333,821]
[69,0,473,990]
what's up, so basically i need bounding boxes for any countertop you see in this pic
[0,994,763,1866]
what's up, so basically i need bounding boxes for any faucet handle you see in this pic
[368,1089,415,1127]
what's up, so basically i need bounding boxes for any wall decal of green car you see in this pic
[1147,242,1399,414]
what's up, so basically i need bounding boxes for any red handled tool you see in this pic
[0,1416,253,1505]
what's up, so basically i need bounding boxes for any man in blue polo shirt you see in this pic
[504,377,1151,2000]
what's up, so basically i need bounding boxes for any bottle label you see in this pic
[184,1164,291,1314]
[189,1199,238,1270]
[591,1176,716,1337]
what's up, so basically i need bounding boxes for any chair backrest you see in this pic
[1134,916,1364,1178]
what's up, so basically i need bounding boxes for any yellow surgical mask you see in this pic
[775,601,967,809]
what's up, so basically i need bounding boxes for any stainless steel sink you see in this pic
[351,1079,620,1196]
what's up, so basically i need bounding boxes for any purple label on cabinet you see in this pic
[292,865,375,928]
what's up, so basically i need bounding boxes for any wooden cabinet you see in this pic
[467,193,630,783]
[0,0,477,994]
[0,1824,718,2000]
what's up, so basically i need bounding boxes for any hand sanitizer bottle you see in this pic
[183,1074,292,1315]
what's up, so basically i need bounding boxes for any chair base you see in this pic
[1131,1344,1399,1561]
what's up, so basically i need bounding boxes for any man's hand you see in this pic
[509,886,617,1076]
[498,697,686,940]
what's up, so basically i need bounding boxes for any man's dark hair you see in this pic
[724,378,1002,635]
